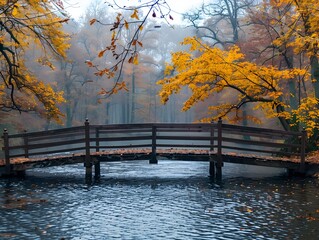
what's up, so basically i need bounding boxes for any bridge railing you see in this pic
[90,122,216,163]
[1,119,307,175]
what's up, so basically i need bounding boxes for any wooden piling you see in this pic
[150,125,157,164]
[3,129,11,175]
[299,128,306,174]
[94,159,101,179]
[84,119,92,180]
[209,159,215,177]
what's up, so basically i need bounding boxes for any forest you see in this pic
[1,0,319,149]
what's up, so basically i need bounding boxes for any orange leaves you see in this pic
[128,53,139,65]
[85,60,94,67]
[130,9,139,20]
[98,49,107,58]
[124,20,129,30]
[98,82,129,96]
[90,19,97,25]
[133,40,143,47]
[89,6,144,85]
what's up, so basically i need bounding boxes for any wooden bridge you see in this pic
[1,119,316,180]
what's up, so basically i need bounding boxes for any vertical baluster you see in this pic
[209,121,215,177]
[24,130,29,158]
[84,119,92,181]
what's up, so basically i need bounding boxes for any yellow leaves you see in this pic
[130,9,139,20]
[133,56,139,65]
[36,57,56,70]
[0,0,71,123]
[128,53,139,65]
[290,96,319,134]
[12,3,20,17]
[158,36,312,129]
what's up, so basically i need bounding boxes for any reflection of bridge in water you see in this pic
[1,119,317,181]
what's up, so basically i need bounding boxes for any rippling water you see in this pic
[1,161,319,240]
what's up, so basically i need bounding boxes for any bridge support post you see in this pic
[3,129,11,175]
[299,129,307,174]
[209,160,215,177]
[150,125,157,164]
[216,118,223,180]
[94,159,100,180]
[84,119,92,181]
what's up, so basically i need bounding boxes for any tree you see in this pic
[157,0,319,140]
[0,0,70,123]
[184,0,253,47]
[158,37,305,123]
[184,0,256,127]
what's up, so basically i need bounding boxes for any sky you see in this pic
[64,0,204,22]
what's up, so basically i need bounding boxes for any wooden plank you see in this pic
[27,131,84,142]
[221,145,298,156]
[91,136,152,142]
[221,136,300,149]
[8,126,84,138]
[95,129,152,134]
[155,123,215,128]
[91,124,153,130]
[8,138,85,150]
[156,127,213,133]
[221,128,292,140]
[156,136,213,141]
[157,144,212,149]
[9,147,85,158]
[222,123,301,136]
[91,144,152,149]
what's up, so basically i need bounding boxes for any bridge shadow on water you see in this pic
[14,160,288,187]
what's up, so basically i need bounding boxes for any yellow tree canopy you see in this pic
[158,0,319,135]
[158,37,307,122]
[0,0,70,122]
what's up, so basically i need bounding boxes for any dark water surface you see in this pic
[1,161,319,240]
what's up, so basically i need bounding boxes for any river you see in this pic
[1,160,319,239]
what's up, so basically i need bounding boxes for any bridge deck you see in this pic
[1,148,318,175]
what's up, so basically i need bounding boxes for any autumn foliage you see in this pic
[0,0,70,123]
[157,0,319,137]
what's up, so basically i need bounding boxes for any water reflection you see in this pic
[1,161,319,239]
